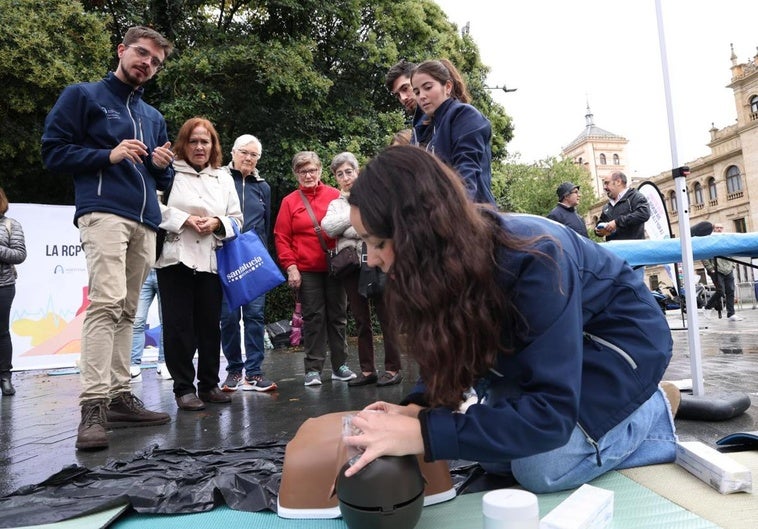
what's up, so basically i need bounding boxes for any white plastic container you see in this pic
[482,489,539,529]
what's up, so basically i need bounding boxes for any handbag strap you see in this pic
[298,190,330,254]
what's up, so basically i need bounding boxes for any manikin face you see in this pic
[186,126,212,169]
[232,142,261,177]
[115,38,165,88]
[391,74,416,114]
[412,72,452,118]
[349,205,395,273]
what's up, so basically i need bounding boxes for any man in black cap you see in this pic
[547,182,588,237]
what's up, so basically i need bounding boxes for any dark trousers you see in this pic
[0,285,15,374]
[157,264,222,397]
[342,270,401,373]
[300,271,347,374]
[706,271,735,317]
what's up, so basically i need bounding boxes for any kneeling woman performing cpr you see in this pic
[342,145,677,493]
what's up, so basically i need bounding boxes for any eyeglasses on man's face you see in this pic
[297,167,319,177]
[126,44,164,70]
[236,149,260,159]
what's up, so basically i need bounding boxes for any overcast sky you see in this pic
[434,0,757,178]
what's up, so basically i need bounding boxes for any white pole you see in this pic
[654,0,705,396]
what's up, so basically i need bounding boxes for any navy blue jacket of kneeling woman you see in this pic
[408,214,672,464]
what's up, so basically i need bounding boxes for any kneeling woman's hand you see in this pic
[342,407,424,477]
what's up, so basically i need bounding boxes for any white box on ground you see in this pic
[539,484,613,529]
[674,441,752,494]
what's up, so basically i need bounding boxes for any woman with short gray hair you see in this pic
[322,153,402,387]
[274,151,356,386]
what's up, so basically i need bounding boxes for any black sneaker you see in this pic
[106,392,170,428]
[222,372,243,392]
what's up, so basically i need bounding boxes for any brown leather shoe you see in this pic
[348,372,378,387]
[198,387,232,404]
[376,371,403,387]
[175,393,206,411]
[76,399,108,450]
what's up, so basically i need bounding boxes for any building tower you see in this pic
[562,103,629,199]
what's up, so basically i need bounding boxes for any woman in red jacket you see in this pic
[274,151,356,386]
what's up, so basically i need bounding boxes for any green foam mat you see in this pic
[110,471,720,529]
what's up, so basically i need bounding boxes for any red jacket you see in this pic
[274,183,340,273]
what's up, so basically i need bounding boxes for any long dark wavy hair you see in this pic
[348,146,540,408]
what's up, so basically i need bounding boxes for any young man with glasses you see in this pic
[42,26,175,451]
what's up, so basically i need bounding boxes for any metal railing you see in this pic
[736,282,757,309]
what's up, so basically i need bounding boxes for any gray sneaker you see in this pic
[331,365,357,381]
[242,374,277,392]
[304,371,322,386]
[222,372,243,392]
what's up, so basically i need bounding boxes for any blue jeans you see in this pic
[486,387,677,493]
[220,293,266,376]
[130,269,164,364]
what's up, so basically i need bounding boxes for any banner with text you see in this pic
[9,203,160,371]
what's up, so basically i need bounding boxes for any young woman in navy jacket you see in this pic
[343,146,677,493]
[411,59,496,206]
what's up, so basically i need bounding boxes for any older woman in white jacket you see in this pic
[321,152,402,387]
[155,118,242,411]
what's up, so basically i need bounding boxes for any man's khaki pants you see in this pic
[77,212,155,403]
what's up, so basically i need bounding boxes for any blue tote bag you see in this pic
[216,223,285,310]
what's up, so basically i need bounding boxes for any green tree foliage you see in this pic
[31,1,512,199]
[3,0,514,207]
[0,0,110,203]
[2,0,516,322]
[499,155,593,219]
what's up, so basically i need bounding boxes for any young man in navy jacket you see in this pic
[42,26,175,451]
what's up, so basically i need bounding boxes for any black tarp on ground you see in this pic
[0,441,504,528]
[0,443,286,528]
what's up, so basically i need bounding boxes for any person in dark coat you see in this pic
[547,182,588,237]
[595,172,650,241]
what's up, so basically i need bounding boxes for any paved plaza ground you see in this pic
[1,305,757,497]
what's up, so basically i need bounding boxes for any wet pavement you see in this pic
[1,308,757,498]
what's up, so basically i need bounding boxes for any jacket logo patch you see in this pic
[101,107,121,120]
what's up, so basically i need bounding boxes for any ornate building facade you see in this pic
[567,46,758,293]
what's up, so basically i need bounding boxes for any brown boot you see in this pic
[660,381,681,418]
[76,399,108,450]
[106,392,171,428]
